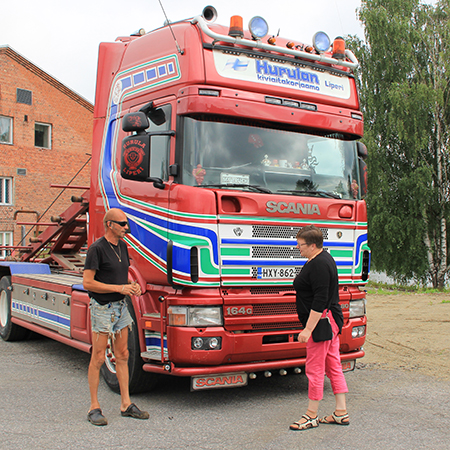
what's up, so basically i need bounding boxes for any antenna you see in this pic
[157,0,184,55]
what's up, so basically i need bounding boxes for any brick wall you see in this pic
[0,46,93,253]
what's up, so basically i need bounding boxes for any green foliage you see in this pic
[351,0,450,288]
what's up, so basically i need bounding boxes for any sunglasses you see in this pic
[109,220,128,227]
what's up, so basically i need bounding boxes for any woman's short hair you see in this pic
[296,225,323,248]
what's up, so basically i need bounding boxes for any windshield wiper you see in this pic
[197,184,272,194]
[277,189,341,199]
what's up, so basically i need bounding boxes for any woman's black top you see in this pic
[293,250,344,332]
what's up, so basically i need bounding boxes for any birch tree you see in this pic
[351,0,450,287]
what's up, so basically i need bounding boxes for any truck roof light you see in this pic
[265,96,282,105]
[130,28,145,36]
[249,16,269,40]
[282,99,300,108]
[332,36,346,60]
[267,35,277,45]
[229,15,244,38]
[312,31,331,53]
[199,89,220,96]
[300,102,317,111]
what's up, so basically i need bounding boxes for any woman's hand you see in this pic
[297,310,322,343]
[297,328,312,343]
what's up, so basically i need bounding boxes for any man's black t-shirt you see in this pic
[84,236,130,305]
[293,250,344,332]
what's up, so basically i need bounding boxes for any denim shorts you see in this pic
[89,298,133,335]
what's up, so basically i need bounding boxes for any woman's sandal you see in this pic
[319,412,350,426]
[289,414,319,431]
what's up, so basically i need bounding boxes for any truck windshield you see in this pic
[181,117,362,200]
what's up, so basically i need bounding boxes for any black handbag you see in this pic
[311,312,333,342]
[311,291,334,343]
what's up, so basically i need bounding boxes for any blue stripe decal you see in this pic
[354,233,368,267]
[39,310,71,328]
[12,301,70,329]
[145,336,168,349]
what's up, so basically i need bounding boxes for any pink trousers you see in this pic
[305,312,348,401]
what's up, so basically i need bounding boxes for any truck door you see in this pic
[117,102,173,286]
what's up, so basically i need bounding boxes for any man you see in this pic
[83,208,149,426]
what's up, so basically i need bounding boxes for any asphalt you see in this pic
[1,335,449,449]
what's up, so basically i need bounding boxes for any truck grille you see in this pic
[252,225,329,239]
[252,302,297,316]
[251,245,300,259]
[223,288,302,331]
[251,321,302,330]
[223,287,295,295]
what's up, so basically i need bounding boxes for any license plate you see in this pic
[341,360,355,372]
[191,372,248,391]
[257,267,296,279]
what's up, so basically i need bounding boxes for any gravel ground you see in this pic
[361,291,450,380]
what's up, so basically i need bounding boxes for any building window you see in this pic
[0,116,13,144]
[0,232,13,260]
[17,88,32,105]
[35,122,51,148]
[0,177,12,205]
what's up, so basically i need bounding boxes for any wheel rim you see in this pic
[0,290,8,328]
[104,337,117,374]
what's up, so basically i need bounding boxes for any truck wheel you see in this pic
[100,297,159,394]
[0,276,30,341]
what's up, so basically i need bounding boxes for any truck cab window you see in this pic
[181,117,361,200]
[145,104,171,181]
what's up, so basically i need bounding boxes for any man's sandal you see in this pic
[319,412,350,426]
[87,408,108,426]
[121,403,149,420]
[289,414,319,431]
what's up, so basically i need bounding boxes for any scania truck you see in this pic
[0,6,369,392]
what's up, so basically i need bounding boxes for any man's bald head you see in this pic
[103,208,127,229]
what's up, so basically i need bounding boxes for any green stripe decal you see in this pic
[221,248,251,256]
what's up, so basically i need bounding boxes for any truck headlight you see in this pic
[168,306,223,327]
[352,325,366,338]
[191,336,222,350]
[349,299,366,318]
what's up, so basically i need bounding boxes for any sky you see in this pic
[2,0,364,103]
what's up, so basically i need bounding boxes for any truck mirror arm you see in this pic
[145,177,165,189]
[147,130,176,137]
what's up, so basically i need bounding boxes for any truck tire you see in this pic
[0,276,30,341]
[100,297,159,394]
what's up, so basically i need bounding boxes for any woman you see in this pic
[290,225,349,431]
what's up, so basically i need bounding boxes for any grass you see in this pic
[365,280,450,296]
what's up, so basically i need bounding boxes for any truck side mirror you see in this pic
[357,142,368,160]
[121,112,151,181]
[122,112,149,132]
[358,158,368,198]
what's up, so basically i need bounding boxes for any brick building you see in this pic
[0,45,93,258]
